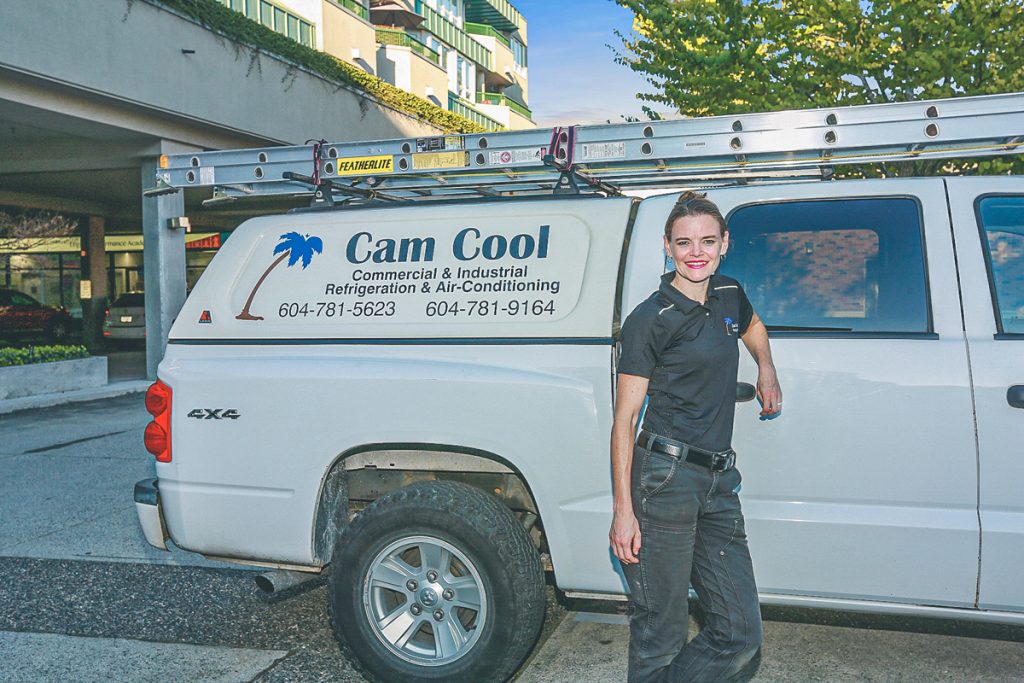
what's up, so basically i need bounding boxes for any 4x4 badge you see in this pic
[187,409,240,420]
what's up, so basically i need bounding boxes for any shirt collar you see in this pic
[659,272,725,312]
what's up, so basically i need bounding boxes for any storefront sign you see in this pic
[0,233,222,253]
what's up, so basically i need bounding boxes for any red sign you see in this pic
[187,235,222,250]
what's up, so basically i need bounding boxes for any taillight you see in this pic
[144,379,172,463]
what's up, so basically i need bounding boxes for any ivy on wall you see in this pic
[146,0,486,133]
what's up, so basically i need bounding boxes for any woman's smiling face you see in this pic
[664,213,729,285]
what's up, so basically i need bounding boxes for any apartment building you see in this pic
[218,0,532,130]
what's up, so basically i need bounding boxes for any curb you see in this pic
[0,380,150,416]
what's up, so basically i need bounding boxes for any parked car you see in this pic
[104,292,146,344]
[0,288,73,342]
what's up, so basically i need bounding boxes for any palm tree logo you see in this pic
[236,231,323,321]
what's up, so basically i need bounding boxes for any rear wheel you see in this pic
[328,481,545,683]
[46,319,68,342]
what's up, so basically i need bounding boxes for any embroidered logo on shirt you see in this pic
[724,316,739,335]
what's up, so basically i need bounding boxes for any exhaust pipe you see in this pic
[254,569,322,595]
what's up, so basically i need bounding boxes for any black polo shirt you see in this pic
[618,272,754,452]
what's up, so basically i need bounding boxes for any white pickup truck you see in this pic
[134,99,1024,681]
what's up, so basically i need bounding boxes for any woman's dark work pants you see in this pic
[622,443,763,682]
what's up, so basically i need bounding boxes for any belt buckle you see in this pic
[711,451,735,472]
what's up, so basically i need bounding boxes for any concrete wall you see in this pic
[376,46,412,91]
[376,46,448,107]
[411,50,450,107]
[0,357,108,401]
[321,0,378,74]
[506,106,533,130]
[476,100,534,130]
[471,34,514,90]
[511,63,528,103]
[1,0,443,148]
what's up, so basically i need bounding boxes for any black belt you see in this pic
[638,429,736,472]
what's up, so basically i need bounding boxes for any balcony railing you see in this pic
[334,0,369,20]
[476,92,531,120]
[464,22,510,48]
[464,0,522,32]
[376,28,441,65]
[416,1,493,70]
[448,93,503,131]
[220,0,316,48]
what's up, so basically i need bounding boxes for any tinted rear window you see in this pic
[113,293,145,307]
[722,197,929,334]
[977,195,1024,334]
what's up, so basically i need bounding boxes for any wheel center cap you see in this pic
[419,587,438,607]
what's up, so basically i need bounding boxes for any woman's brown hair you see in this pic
[663,190,727,239]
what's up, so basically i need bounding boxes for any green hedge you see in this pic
[0,345,91,368]
[151,0,487,133]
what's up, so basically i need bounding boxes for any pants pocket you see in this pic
[640,450,679,498]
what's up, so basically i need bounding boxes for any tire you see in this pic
[46,319,68,342]
[328,480,545,683]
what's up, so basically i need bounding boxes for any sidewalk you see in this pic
[516,611,1024,682]
[0,379,150,416]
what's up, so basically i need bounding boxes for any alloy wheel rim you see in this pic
[362,534,488,666]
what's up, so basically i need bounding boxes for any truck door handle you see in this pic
[1009,386,1024,409]
[736,382,756,403]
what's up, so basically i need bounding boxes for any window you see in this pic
[510,38,527,68]
[720,198,929,333]
[2,253,80,317]
[113,293,146,308]
[978,196,1024,335]
[10,291,36,307]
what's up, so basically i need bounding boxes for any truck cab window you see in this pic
[978,195,1024,335]
[721,198,929,334]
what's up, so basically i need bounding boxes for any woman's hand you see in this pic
[757,363,782,416]
[610,374,649,565]
[610,508,642,564]
[741,314,782,417]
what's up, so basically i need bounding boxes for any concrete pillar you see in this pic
[141,146,190,380]
[80,215,108,351]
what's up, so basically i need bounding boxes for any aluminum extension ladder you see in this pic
[149,91,1024,205]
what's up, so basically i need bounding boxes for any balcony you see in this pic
[333,0,370,20]
[415,1,493,69]
[375,27,440,65]
[476,92,530,120]
[448,93,503,131]
[219,0,317,48]
[465,22,510,48]
[464,0,523,33]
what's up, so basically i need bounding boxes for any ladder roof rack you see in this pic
[150,92,1024,205]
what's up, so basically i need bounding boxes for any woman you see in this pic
[610,191,782,682]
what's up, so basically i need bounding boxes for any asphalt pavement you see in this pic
[1,384,1024,681]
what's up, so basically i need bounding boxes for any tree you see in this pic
[236,231,323,320]
[613,0,1024,174]
[0,210,78,251]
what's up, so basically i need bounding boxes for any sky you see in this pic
[511,0,674,127]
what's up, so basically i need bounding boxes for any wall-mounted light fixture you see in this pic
[167,216,191,233]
